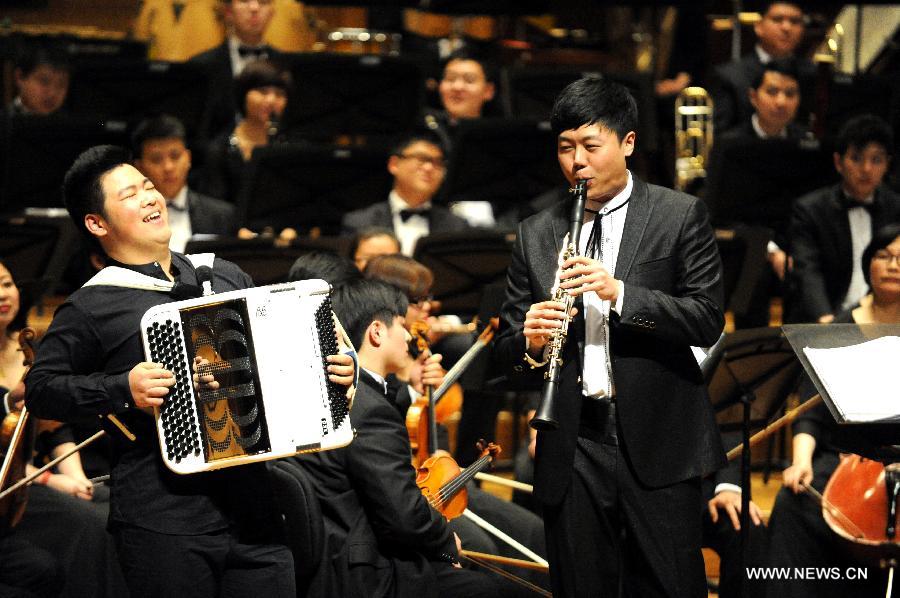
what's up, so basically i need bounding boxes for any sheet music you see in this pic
[803,336,900,422]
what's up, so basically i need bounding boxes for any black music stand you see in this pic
[0,115,128,211]
[65,60,211,141]
[412,229,514,318]
[705,326,803,596]
[237,143,392,236]
[715,226,771,320]
[782,323,900,460]
[0,213,80,300]
[501,67,658,151]
[438,118,560,225]
[278,53,423,145]
[184,236,351,286]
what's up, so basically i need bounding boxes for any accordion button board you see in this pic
[140,279,353,474]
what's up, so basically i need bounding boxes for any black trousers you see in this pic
[0,534,63,598]
[113,525,294,598]
[543,402,706,598]
[701,502,768,598]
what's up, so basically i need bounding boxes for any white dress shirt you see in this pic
[842,191,874,310]
[167,186,192,253]
[227,36,270,77]
[576,171,632,399]
[389,190,431,256]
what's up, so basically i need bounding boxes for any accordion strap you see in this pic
[82,253,216,293]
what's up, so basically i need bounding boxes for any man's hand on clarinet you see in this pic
[128,362,175,409]
[559,255,621,302]
[524,300,575,354]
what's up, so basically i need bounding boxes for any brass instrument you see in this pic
[530,179,588,431]
[674,87,714,192]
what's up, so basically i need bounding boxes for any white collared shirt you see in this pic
[577,171,632,399]
[227,36,269,77]
[167,186,192,253]
[389,190,432,256]
[363,368,389,395]
[751,113,788,140]
[842,191,875,310]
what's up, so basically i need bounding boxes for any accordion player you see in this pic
[140,278,354,474]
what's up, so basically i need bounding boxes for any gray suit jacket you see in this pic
[187,189,235,236]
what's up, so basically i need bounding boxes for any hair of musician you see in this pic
[0,260,26,334]
[363,254,434,304]
[389,130,447,159]
[441,47,498,84]
[835,114,894,157]
[287,251,361,288]
[757,1,804,17]
[63,145,132,253]
[750,56,800,89]
[234,59,292,117]
[331,278,409,350]
[550,76,638,140]
[131,114,187,158]
[862,223,900,288]
[14,41,70,77]
[349,227,401,258]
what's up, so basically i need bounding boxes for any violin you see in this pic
[406,321,440,466]
[0,328,37,535]
[416,440,500,520]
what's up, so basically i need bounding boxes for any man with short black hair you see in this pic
[9,42,70,116]
[341,133,469,256]
[789,114,900,323]
[132,114,234,251]
[712,1,814,135]
[494,76,725,597]
[25,144,354,598]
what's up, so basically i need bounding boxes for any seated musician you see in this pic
[767,223,900,598]
[425,47,497,150]
[350,227,401,272]
[7,41,70,117]
[341,132,469,256]
[291,277,524,597]
[23,145,355,598]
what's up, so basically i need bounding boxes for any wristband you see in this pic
[37,470,52,485]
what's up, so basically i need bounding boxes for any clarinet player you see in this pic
[494,77,726,597]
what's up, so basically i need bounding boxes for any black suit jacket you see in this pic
[187,189,235,235]
[291,371,455,598]
[494,177,726,505]
[341,200,470,238]
[788,184,900,321]
[711,52,815,135]
[189,42,284,139]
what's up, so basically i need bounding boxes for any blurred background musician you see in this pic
[132,114,235,253]
[787,114,900,324]
[6,42,70,118]
[766,224,900,598]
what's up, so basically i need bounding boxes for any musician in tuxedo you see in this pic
[292,278,522,598]
[132,114,235,252]
[23,145,355,598]
[493,77,725,597]
[341,132,469,256]
[710,1,814,135]
[189,0,281,138]
[788,114,900,323]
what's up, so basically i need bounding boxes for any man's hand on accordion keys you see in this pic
[128,362,176,409]
[326,353,355,388]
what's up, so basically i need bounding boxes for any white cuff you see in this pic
[612,280,625,314]
[714,482,742,495]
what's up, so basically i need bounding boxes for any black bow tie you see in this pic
[841,194,873,213]
[238,45,269,59]
[399,208,430,222]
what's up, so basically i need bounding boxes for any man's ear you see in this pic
[483,81,496,102]
[622,131,636,157]
[748,88,759,111]
[387,155,400,177]
[365,320,383,349]
[84,214,108,239]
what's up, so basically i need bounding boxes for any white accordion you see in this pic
[140,279,353,474]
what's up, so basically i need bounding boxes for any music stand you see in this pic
[184,236,351,287]
[65,60,211,141]
[501,67,658,151]
[438,118,560,224]
[237,143,392,236]
[715,226,771,320]
[0,213,80,300]
[0,114,128,211]
[705,326,803,593]
[278,53,424,145]
[412,229,514,318]
[782,323,900,461]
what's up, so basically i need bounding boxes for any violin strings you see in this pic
[434,455,492,504]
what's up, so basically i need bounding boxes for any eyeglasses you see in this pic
[873,251,900,266]
[397,153,446,169]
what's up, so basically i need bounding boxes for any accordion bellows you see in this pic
[141,279,353,474]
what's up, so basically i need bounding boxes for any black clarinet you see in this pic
[530,179,588,431]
